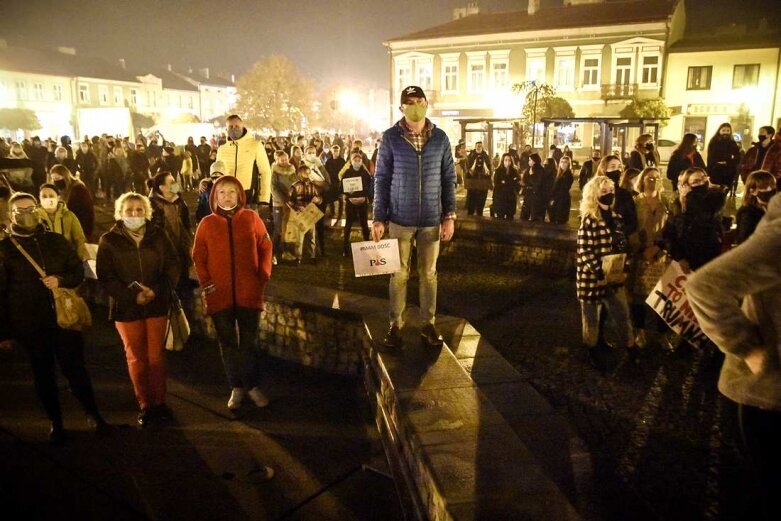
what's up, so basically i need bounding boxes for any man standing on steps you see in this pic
[216,115,272,211]
[372,85,457,349]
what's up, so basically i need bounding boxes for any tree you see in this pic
[234,55,315,133]
[619,97,671,122]
[512,82,574,144]
[0,108,41,132]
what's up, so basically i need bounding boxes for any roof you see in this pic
[669,34,781,52]
[387,0,674,43]
[0,44,140,83]
[128,66,200,92]
[176,70,234,88]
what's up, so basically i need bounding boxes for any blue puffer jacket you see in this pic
[373,120,456,227]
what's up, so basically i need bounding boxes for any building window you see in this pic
[492,61,509,90]
[469,63,485,93]
[33,82,44,100]
[53,84,62,101]
[130,88,138,106]
[733,64,760,89]
[114,86,123,105]
[687,66,712,90]
[582,57,600,88]
[555,57,575,91]
[397,64,411,92]
[641,56,659,85]
[15,81,27,100]
[78,84,89,103]
[99,85,109,105]
[443,63,459,93]
[615,57,632,85]
[187,96,194,110]
[526,56,546,83]
[417,64,432,91]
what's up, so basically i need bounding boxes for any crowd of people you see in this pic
[0,90,778,517]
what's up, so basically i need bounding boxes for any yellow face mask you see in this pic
[403,103,427,123]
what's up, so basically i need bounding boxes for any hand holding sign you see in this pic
[351,239,401,277]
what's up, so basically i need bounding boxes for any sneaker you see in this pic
[383,325,403,349]
[228,388,245,410]
[248,387,269,408]
[420,323,444,347]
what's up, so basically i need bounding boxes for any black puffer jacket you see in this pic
[96,222,180,322]
[0,227,84,339]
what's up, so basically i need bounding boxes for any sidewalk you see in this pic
[0,307,402,521]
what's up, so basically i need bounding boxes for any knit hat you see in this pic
[210,160,225,177]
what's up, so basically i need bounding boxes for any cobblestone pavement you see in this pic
[268,227,758,521]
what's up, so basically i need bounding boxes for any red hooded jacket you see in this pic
[192,176,273,315]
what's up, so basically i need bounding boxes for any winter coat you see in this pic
[340,164,373,205]
[615,187,638,236]
[192,177,273,315]
[687,194,781,411]
[373,120,457,227]
[62,178,94,241]
[741,143,772,182]
[706,136,741,187]
[0,227,84,339]
[734,204,765,245]
[663,188,725,270]
[667,149,706,185]
[760,134,781,182]
[576,210,628,301]
[491,165,521,216]
[150,193,192,273]
[578,159,597,191]
[549,170,574,224]
[37,201,89,261]
[96,222,180,322]
[216,129,272,204]
[75,150,98,184]
[271,164,297,207]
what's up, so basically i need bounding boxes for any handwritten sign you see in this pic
[600,254,627,285]
[645,261,710,348]
[342,176,363,193]
[351,239,401,277]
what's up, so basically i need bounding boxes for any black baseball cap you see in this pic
[400,85,427,104]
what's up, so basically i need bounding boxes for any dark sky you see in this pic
[0,0,559,89]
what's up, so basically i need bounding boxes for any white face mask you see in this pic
[123,217,146,230]
[306,153,316,162]
[40,197,59,211]
[217,202,238,211]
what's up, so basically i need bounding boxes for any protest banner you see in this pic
[599,253,627,285]
[645,261,710,348]
[351,239,401,277]
[342,176,363,193]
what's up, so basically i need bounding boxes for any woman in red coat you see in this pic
[192,176,273,410]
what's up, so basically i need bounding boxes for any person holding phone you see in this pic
[96,192,180,427]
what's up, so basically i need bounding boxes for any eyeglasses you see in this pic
[12,206,38,215]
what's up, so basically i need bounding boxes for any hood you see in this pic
[272,163,296,176]
[209,175,246,214]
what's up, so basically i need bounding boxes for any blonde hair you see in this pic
[9,142,27,158]
[114,192,152,221]
[580,175,614,222]
[637,167,663,194]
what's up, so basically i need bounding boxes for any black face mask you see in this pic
[758,135,768,142]
[54,179,67,190]
[757,189,776,204]
[598,193,615,206]
[605,170,621,184]
[645,143,654,151]
[690,184,708,194]
[720,133,730,139]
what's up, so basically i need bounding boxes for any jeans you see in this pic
[211,308,263,389]
[343,202,370,254]
[19,328,101,424]
[388,222,440,327]
[115,316,168,410]
[580,286,633,348]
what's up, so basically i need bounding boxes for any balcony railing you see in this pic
[601,83,638,100]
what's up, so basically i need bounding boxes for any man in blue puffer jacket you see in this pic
[372,85,457,349]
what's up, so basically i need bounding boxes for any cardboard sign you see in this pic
[645,261,710,348]
[288,203,324,234]
[351,239,401,277]
[342,176,363,194]
[600,254,627,285]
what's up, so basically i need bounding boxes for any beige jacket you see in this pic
[216,130,271,204]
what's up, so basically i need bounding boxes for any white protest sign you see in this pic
[351,239,401,277]
[342,176,363,193]
[600,253,627,286]
[645,261,710,348]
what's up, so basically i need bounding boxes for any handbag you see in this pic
[10,237,92,331]
[165,291,190,352]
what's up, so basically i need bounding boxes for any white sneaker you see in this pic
[228,388,245,410]
[248,387,269,408]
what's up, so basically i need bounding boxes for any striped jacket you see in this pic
[576,212,626,301]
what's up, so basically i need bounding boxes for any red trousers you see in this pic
[115,316,168,410]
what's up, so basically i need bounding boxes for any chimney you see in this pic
[118,58,126,69]
[57,46,76,55]
[167,63,172,72]
[199,67,210,79]
[453,1,480,20]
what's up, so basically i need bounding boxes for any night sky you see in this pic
[0,0,559,88]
